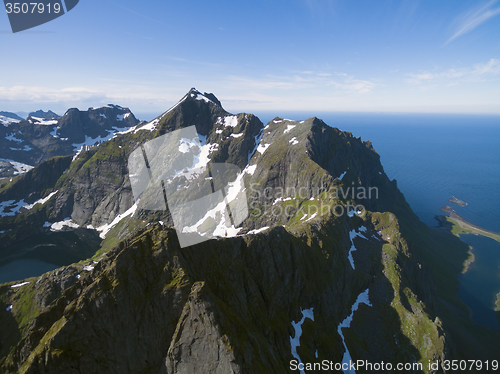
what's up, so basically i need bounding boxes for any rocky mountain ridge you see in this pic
[28,110,60,121]
[0,104,140,176]
[0,88,496,373]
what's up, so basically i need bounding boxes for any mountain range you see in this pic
[0,105,140,176]
[0,89,498,373]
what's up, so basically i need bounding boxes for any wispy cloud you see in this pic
[406,59,500,87]
[0,85,180,112]
[106,0,165,26]
[0,69,377,114]
[446,0,500,44]
[226,71,375,95]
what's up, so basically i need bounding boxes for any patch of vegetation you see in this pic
[371,212,445,371]
[445,216,500,243]
[0,279,40,366]
[19,316,68,374]
[94,216,145,259]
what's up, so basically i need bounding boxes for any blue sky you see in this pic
[1,0,500,118]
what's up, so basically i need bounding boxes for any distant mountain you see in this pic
[0,111,24,122]
[28,110,60,120]
[0,89,497,372]
[15,111,29,120]
[0,104,140,176]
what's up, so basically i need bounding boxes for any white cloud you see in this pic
[0,84,182,113]
[225,71,375,95]
[406,58,500,86]
[447,0,500,44]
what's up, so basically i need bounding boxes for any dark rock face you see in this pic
[0,213,446,373]
[56,105,138,144]
[33,266,80,308]
[28,110,60,120]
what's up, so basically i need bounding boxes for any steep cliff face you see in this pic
[0,89,456,373]
[0,209,446,373]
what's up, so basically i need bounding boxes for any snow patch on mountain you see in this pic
[338,289,371,373]
[0,199,28,217]
[72,125,132,152]
[247,226,269,235]
[5,133,22,143]
[10,282,30,288]
[290,307,315,374]
[273,197,292,205]
[193,93,213,104]
[10,145,32,151]
[30,117,58,126]
[50,218,79,231]
[90,104,122,110]
[116,113,130,121]
[245,164,257,175]
[97,201,139,239]
[256,143,270,154]
[24,190,58,210]
[0,115,21,126]
[0,158,34,175]
[180,160,259,239]
[347,227,368,269]
[134,118,159,133]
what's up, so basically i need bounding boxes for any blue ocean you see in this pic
[257,111,500,329]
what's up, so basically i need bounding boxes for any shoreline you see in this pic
[435,209,500,244]
[434,212,500,274]
[436,213,500,321]
[447,212,500,244]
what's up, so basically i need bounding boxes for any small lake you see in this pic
[0,229,101,284]
[458,234,500,330]
[0,258,59,284]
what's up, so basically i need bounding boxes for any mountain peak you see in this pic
[186,88,222,108]
[28,110,60,120]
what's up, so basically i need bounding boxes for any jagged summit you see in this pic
[187,87,223,107]
[133,88,238,138]
[28,110,60,120]
[0,105,139,171]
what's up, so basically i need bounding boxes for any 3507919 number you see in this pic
[5,2,61,14]
[441,360,499,371]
